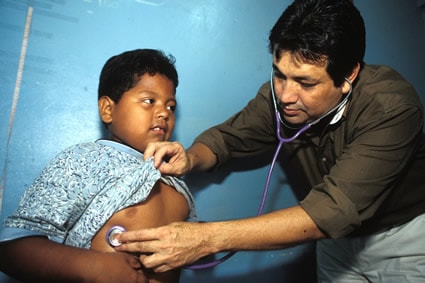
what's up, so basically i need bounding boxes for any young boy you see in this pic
[0,49,196,282]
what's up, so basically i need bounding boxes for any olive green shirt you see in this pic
[194,64,425,238]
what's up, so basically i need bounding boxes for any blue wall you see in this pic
[1,1,424,282]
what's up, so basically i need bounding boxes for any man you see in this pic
[116,0,425,281]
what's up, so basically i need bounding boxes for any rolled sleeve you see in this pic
[301,102,423,238]
[300,182,360,238]
[194,82,277,170]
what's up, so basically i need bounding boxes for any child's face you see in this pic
[100,73,176,153]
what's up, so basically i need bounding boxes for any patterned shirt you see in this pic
[0,139,196,248]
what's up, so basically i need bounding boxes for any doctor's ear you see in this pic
[342,63,361,94]
[98,96,115,124]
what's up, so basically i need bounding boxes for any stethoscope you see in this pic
[262,72,353,214]
[106,71,353,269]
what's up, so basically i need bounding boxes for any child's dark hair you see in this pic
[98,49,178,102]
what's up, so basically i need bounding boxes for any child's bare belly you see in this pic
[91,181,189,252]
[90,181,189,282]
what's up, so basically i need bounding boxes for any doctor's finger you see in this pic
[118,228,158,241]
[143,142,164,161]
[117,240,157,254]
[146,142,184,168]
[140,253,175,272]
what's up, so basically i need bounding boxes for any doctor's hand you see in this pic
[115,222,213,272]
[143,141,191,176]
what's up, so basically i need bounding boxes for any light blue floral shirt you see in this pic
[0,140,196,249]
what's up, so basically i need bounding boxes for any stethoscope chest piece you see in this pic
[106,225,126,247]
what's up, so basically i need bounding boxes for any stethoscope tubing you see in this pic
[258,115,311,215]
[185,116,307,270]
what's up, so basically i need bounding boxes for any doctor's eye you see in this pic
[273,70,285,80]
[300,83,316,88]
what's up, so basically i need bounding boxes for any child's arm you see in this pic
[0,236,148,283]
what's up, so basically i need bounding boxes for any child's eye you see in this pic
[143,98,154,104]
[167,105,176,112]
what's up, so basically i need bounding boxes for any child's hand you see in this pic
[88,252,148,283]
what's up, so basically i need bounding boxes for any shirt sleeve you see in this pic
[0,146,89,243]
[194,82,278,169]
[300,85,424,238]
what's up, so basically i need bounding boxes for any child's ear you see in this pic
[98,96,114,124]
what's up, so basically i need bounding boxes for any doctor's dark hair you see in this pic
[98,49,178,102]
[268,0,365,86]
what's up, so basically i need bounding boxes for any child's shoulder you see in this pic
[60,141,101,155]
[50,142,104,164]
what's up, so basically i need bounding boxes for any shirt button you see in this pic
[321,156,327,162]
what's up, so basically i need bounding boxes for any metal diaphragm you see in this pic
[106,225,126,247]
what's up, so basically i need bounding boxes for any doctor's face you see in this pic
[272,51,347,125]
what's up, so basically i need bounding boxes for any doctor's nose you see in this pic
[276,82,298,105]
